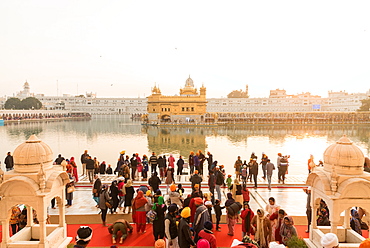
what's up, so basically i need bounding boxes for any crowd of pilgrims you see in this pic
[7,148,370,248]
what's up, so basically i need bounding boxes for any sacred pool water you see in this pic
[1,115,369,176]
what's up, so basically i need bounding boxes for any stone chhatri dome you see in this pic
[323,135,364,175]
[13,134,53,173]
[185,76,194,88]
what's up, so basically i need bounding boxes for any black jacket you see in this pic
[86,158,95,170]
[178,218,195,248]
[4,155,14,169]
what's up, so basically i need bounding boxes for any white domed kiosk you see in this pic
[0,135,72,247]
[306,135,369,248]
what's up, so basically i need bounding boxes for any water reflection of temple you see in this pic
[143,126,208,156]
[142,125,370,155]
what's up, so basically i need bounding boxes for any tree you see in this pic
[4,98,22,109]
[358,98,370,111]
[20,97,42,110]
[227,90,249,98]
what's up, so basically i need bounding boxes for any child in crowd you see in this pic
[214,199,225,231]
[241,164,248,185]
[226,175,233,191]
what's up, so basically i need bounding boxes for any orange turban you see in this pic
[360,238,370,248]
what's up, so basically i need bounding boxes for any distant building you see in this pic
[6,81,370,114]
[146,76,207,123]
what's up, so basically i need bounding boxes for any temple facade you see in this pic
[145,76,207,123]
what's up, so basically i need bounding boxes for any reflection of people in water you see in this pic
[317,200,330,226]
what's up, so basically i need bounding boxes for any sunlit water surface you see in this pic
[1,116,370,177]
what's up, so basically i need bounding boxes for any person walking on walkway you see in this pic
[4,152,14,171]
[266,159,275,190]
[215,166,224,200]
[250,159,259,188]
[260,153,268,180]
[99,184,111,226]
[92,174,101,206]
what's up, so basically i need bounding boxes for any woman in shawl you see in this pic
[70,157,78,183]
[152,196,167,241]
[132,190,148,234]
[123,180,135,214]
[251,209,272,248]
[350,209,362,235]
[241,202,254,237]
[110,180,120,214]
[98,184,111,226]
[230,179,243,206]
[265,197,280,241]
[225,193,235,207]
[280,216,297,245]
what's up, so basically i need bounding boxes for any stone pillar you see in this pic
[57,197,66,228]
[344,208,350,229]
[27,205,33,227]
[38,203,46,244]
[2,219,9,245]
[330,214,341,235]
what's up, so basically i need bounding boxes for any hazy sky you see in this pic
[1,0,370,98]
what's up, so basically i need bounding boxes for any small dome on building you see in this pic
[13,135,53,173]
[323,135,364,175]
[185,76,194,88]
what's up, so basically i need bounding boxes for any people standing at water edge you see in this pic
[149,152,158,175]
[4,152,14,171]
[260,153,268,180]
[54,154,65,165]
[207,151,213,174]
[86,156,95,183]
[142,154,149,180]
[308,154,316,173]
[266,159,275,190]
[80,150,89,176]
[189,151,195,175]
[130,153,138,180]
[177,155,184,176]
[278,155,289,184]
[234,156,242,180]
[198,150,206,175]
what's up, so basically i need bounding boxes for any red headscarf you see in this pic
[132,191,148,210]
